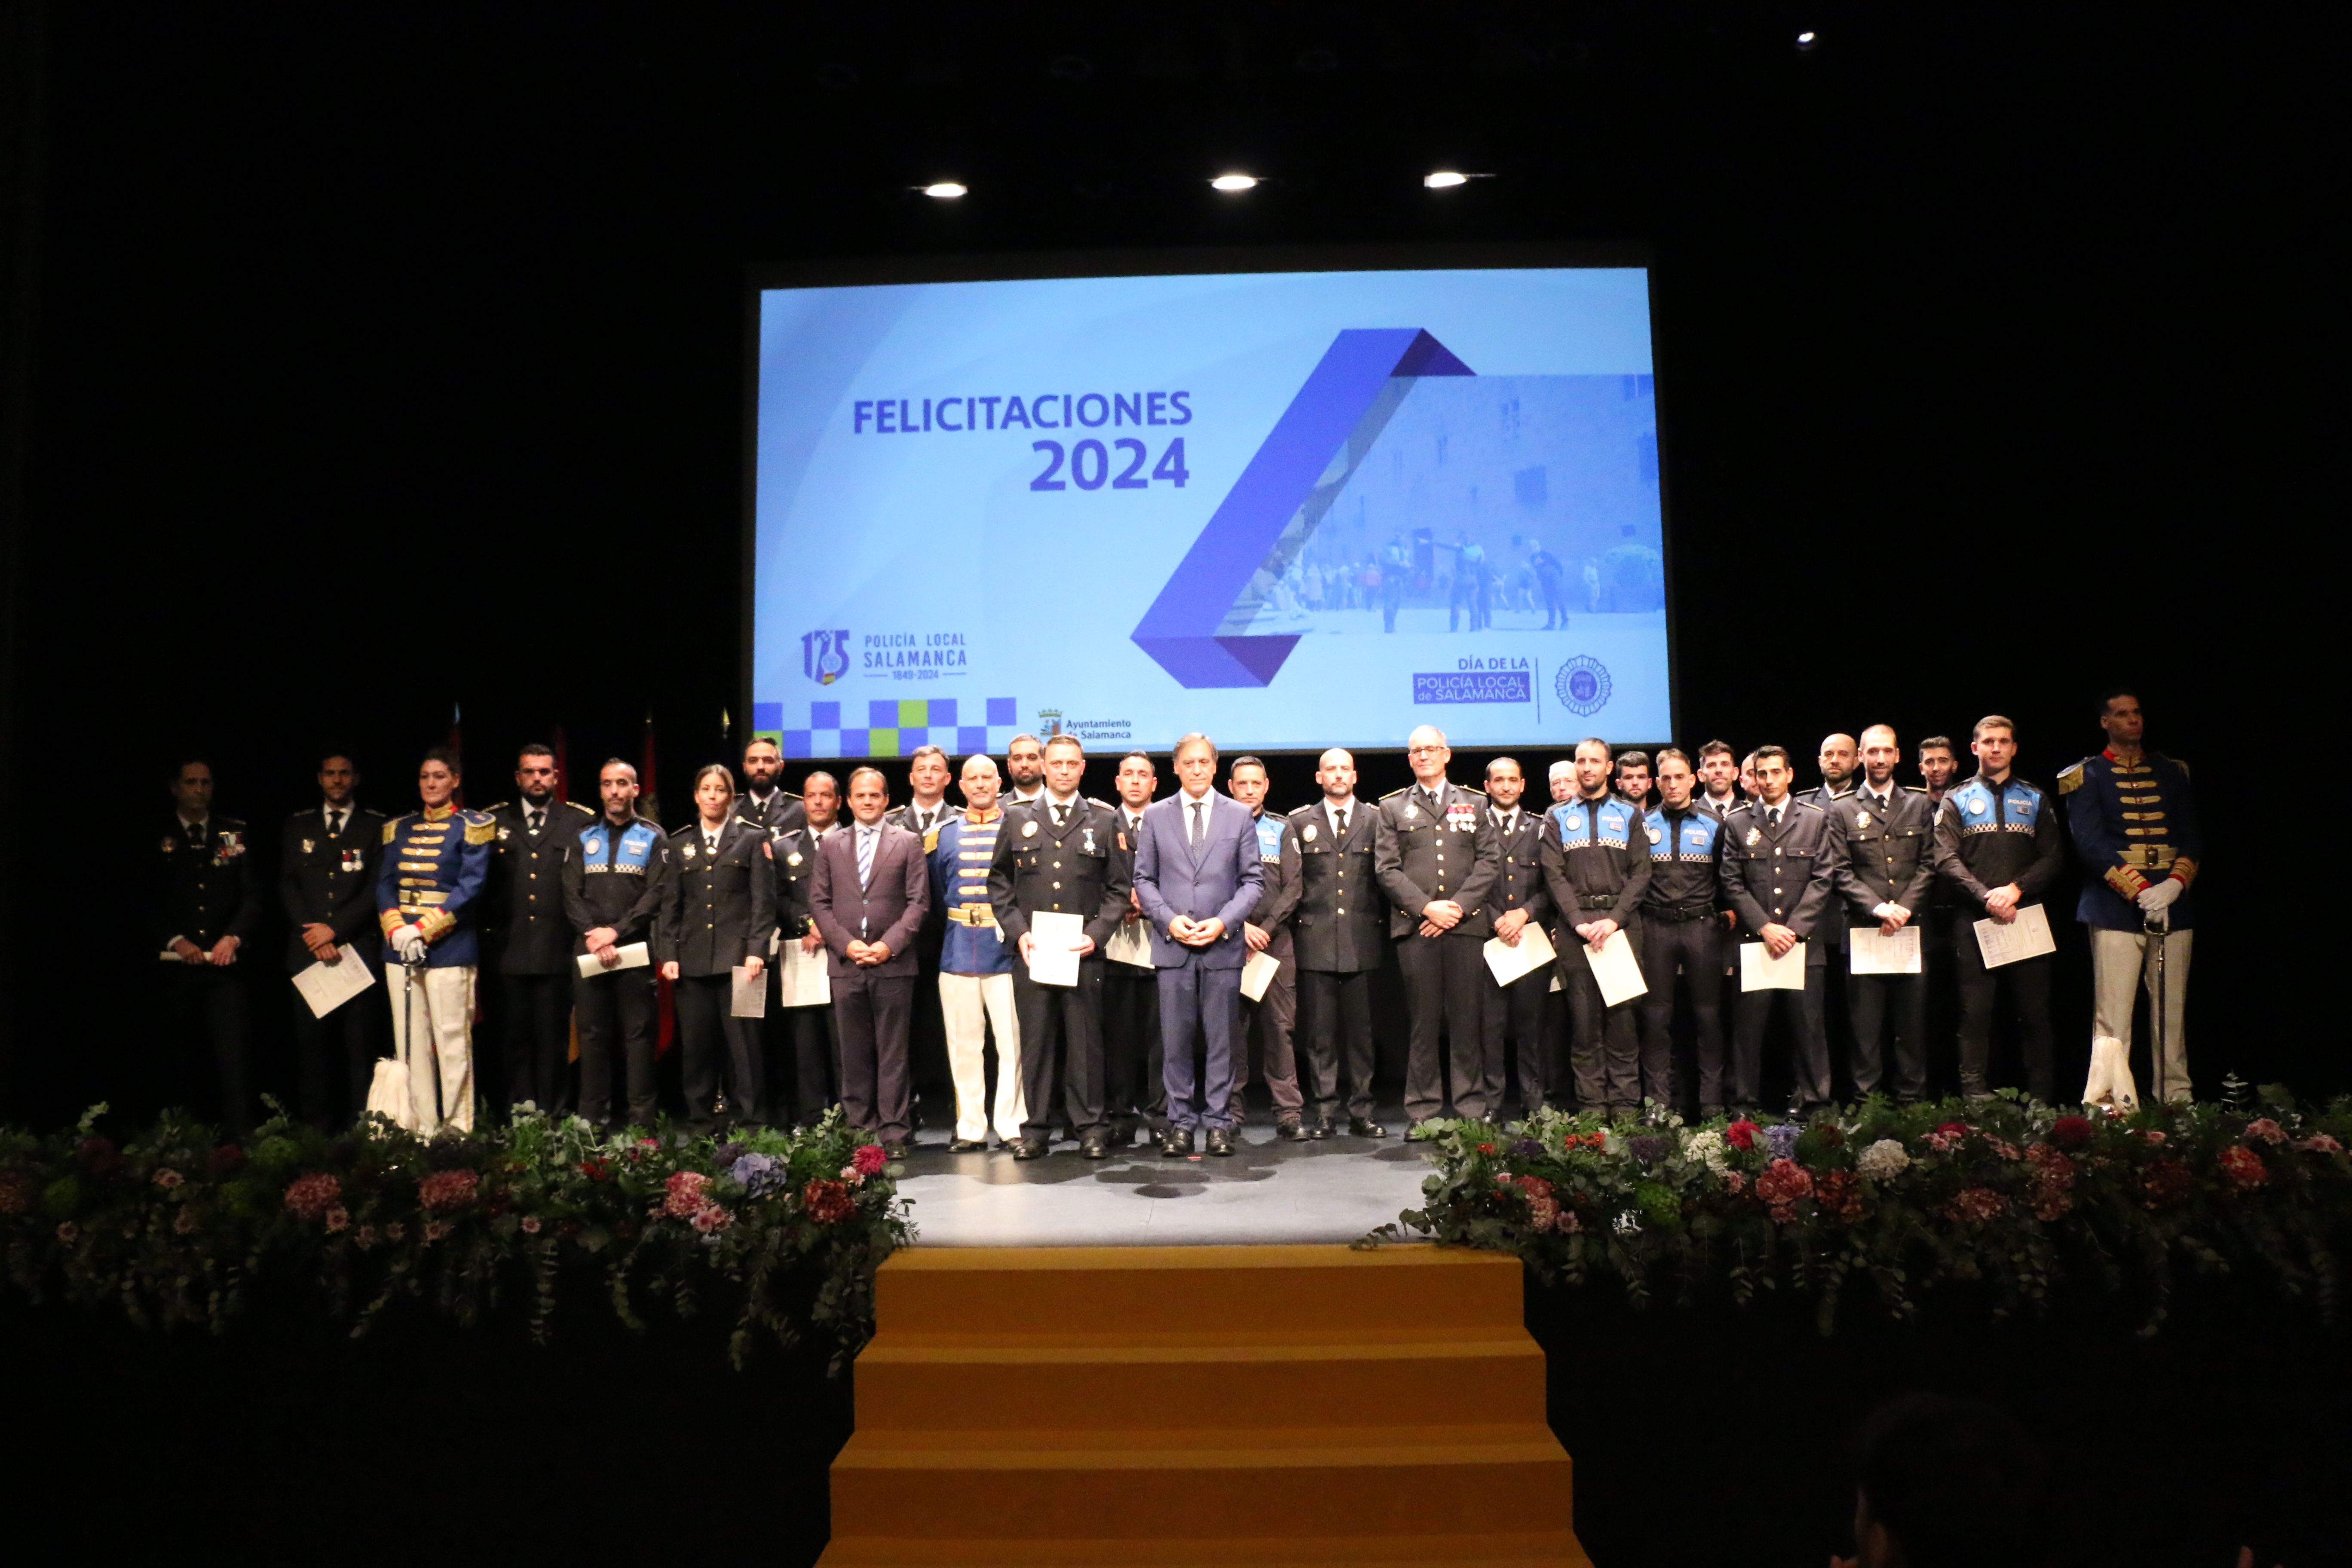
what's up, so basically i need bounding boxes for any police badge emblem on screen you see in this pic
[750,258,1672,757]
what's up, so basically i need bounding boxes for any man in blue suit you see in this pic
[1133,733,1265,1157]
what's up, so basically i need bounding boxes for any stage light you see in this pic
[1795,31,1818,50]
[1209,173,1259,192]
[1424,171,1469,189]
[922,182,967,199]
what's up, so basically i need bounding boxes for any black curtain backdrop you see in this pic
[0,5,2323,1123]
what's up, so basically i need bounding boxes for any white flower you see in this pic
[1856,1138,1911,1182]
[1682,1128,1729,1174]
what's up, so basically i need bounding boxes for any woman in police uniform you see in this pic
[658,765,777,1133]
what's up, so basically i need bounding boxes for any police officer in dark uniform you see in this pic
[765,771,842,1126]
[1636,749,1728,1116]
[152,758,258,1131]
[658,763,778,1133]
[988,734,1131,1159]
[1376,725,1501,1130]
[1719,744,1842,1115]
[562,758,673,1128]
[2061,689,2205,1104]
[1832,725,1937,1103]
[1228,756,1308,1139]
[1102,750,1165,1145]
[1477,757,1554,1118]
[1539,738,1653,1117]
[1932,715,2065,1103]
[733,735,805,834]
[279,752,386,1129]
[481,743,595,1117]
[1291,749,1387,1138]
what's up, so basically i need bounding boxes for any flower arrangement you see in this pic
[0,1102,911,1371]
[1367,1088,2352,1335]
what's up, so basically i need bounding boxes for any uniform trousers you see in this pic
[1480,964,1552,1117]
[2090,926,2193,1102]
[1234,952,1304,1126]
[293,963,383,1130]
[939,969,1025,1142]
[159,964,251,1133]
[833,968,914,1143]
[1297,968,1378,1123]
[385,962,477,1135]
[1562,925,1644,1112]
[575,965,657,1128]
[1845,937,1927,1101]
[1396,933,1488,1123]
[1014,959,1108,1142]
[1731,953,1832,1110]
[779,1002,840,1126]
[674,972,762,1129]
[498,971,574,1117]
[1102,954,1165,1138]
[1639,913,1725,1110]
[908,939,949,1128]
[1951,912,2055,1102]
[1158,960,1243,1134]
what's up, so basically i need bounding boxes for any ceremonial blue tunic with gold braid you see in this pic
[928,808,1013,976]
[374,803,495,966]
[2061,749,2203,932]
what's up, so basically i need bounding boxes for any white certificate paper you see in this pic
[1105,917,1155,970]
[575,941,650,980]
[1740,939,1807,991]
[1580,927,1648,1008]
[780,938,832,1007]
[1483,921,1558,988]
[1973,903,2055,968]
[1240,949,1283,1002]
[1848,925,1923,975]
[1026,910,1085,988]
[293,951,377,1019]
[730,963,769,1019]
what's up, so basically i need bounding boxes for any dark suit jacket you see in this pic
[1829,786,1937,921]
[278,804,387,971]
[1374,781,1501,940]
[1133,791,1263,971]
[481,798,596,974]
[1289,799,1384,973]
[657,817,778,976]
[153,815,258,953]
[1481,805,1552,930]
[734,788,805,836]
[1718,797,1842,965]
[809,821,929,978]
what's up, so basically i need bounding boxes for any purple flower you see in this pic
[1627,1135,1669,1164]
[1511,1139,1546,1162]
[1764,1124,1803,1161]
[729,1152,784,1199]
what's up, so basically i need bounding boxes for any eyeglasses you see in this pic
[1407,745,1444,756]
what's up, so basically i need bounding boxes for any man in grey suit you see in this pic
[809,767,931,1157]
[1133,733,1264,1157]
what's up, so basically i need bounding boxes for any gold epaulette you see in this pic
[1086,796,1115,811]
[566,801,595,815]
[1457,787,1489,805]
[2057,760,2089,796]
[2173,756,2191,780]
[463,817,497,845]
[923,827,940,854]
[1378,786,1410,800]
[480,801,511,813]
[382,820,399,845]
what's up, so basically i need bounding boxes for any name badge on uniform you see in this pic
[1023,820,1038,837]
[1856,809,1871,828]
[683,843,697,858]
[1746,828,1761,846]
[1403,803,1418,819]
[1302,822,1318,843]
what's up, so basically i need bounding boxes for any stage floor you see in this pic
[894,1112,1436,1246]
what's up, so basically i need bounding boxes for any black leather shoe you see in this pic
[1161,1127,1195,1157]
[947,1137,986,1153]
[1274,1120,1312,1143]
[1013,1139,1050,1161]
[1697,1104,1725,1123]
[883,1142,910,1161]
[1309,1118,1333,1140]
[1207,1128,1236,1156]
[1080,1133,1109,1160]
[1348,1116,1388,1139]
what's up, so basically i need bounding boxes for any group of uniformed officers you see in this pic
[148,686,2198,1148]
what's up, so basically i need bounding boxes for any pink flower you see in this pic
[324,1205,350,1233]
[283,1172,342,1221]
[2294,1133,2343,1155]
[802,1178,855,1225]
[2139,1129,2167,1146]
[2217,1145,2266,1189]
[1926,1130,1962,1154]
[55,1221,78,1243]
[417,1169,480,1213]
[173,1206,200,1235]
[2243,1119,2287,1145]
[1941,1186,2009,1224]
[385,1222,406,1241]
[2026,1143,2076,1221]
[423,1219,453,1242]
[839,1165,867,1186]
[1528,1196,1561,1232]
[1984,1137,2022,1161]
[0,1171,33,1216]
[1513,1174,1555,1204]
[663,1170,713,1218]
[852,1143,889,1176]
[689,1204,732,1234]
[520,1215,542,1234]
[153,1167,184,1189]
[355,1225,379,1250]
[1752,1158,1816,1224]
[1724,1171,1746,1195]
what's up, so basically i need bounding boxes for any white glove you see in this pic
[396,929,429,966]
[2136,879,2183,914]
[1872,903,1899,919]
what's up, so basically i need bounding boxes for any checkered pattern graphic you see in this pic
[753,697,1021,761]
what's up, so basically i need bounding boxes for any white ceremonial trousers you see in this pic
[386,962,477,1135]
[938,970,1025,1142]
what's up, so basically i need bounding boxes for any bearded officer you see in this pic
[375,747,495,1134]
[1540,738,1653,1117]
[733,736,805,834]
[1718,745,1841,1117]
[562,758,674,1129]
[1290,749,1387,1138]
[1635,749,1728,1118]
[1831,725,1936,1103]
[152,758,259,1131]
[1477,757,1554,1118]
[280,752,387,1129]
[481,743,595,1117]
[1228,755,1308,1140]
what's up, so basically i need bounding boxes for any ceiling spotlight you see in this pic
[921,182,967,199]
[1795,30,1818,50]
[1209,173,1259,192]
[1424,171,1470,189]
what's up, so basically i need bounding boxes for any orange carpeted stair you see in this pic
[818,1243,1590,1566]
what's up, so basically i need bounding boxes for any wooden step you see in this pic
[817,1530,1590,1566]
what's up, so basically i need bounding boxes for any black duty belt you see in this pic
[1576,894,1619,911]
[1646,904,1718,923]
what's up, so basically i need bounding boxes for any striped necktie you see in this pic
[856,825,877,889]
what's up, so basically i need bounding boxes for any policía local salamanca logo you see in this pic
[1555,655,1612,717]
[801,629,849,686]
